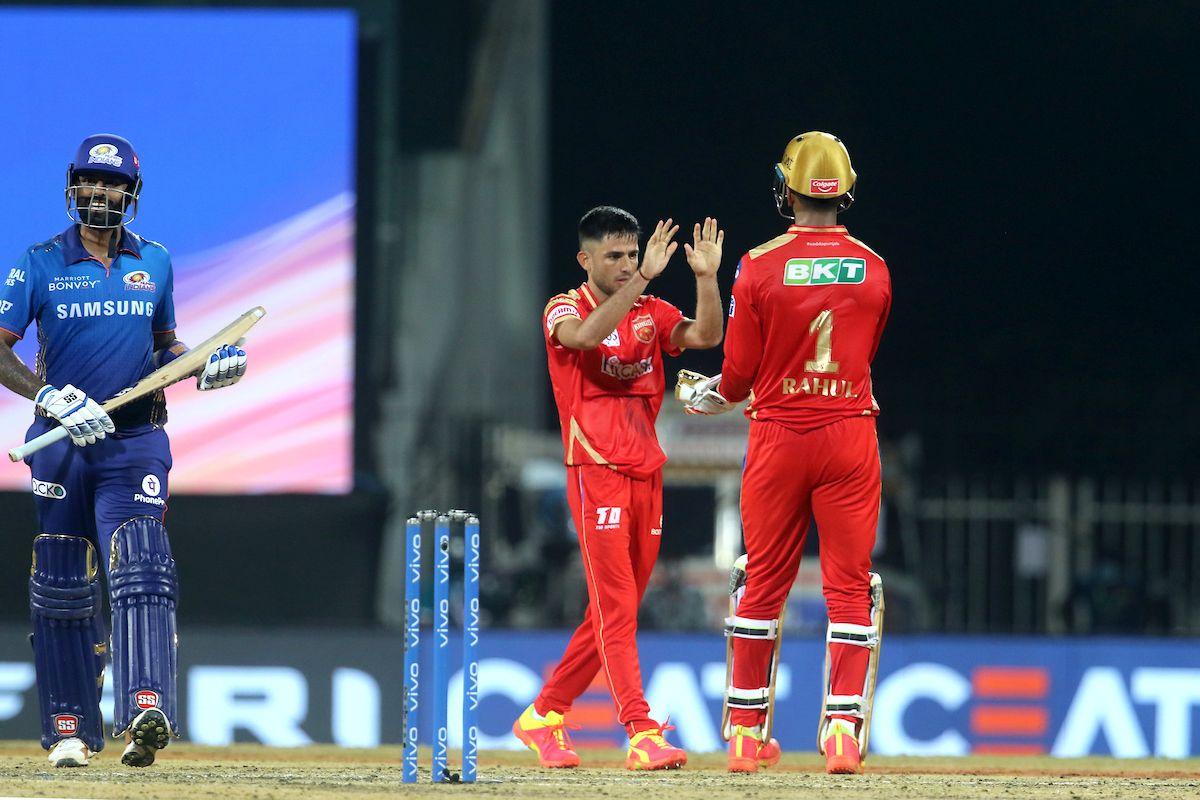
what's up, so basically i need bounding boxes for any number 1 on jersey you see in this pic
[804,310,839,374]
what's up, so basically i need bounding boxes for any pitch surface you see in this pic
[1,743,1197,799]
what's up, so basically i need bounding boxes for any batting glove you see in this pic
[675,369,732,416]
[35,384,115,446]
[196,343,248,391]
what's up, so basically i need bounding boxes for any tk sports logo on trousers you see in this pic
[783,257,867,286]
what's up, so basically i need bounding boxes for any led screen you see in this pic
[0,8,356,493]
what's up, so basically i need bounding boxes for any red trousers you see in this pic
[536,465,662,733]
[730,416,881,727]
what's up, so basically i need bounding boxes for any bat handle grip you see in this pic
[8,425,69,462]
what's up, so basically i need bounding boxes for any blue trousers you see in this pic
[26,418,174,748]
[26,418,172,562]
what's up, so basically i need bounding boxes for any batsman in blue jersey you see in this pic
[0,134,248,768]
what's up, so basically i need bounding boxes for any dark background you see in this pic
[546,1,1199,476]
[1,1,1196,628]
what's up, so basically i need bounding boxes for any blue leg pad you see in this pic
[30,534,106,752]
[109,516,179,738]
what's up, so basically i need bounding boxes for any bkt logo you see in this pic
[783,257,866,286]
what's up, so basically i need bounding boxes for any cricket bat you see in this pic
[8,306,266,462]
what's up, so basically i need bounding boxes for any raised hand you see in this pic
[638,218,679,280]
[683,217,724,279]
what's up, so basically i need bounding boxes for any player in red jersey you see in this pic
[677,132,891,774]
[512,206,724,771]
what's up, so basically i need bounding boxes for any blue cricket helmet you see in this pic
[70,133,141,186]
[65,134,143,229]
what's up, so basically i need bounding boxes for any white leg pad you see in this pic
[817,572,885,756]
[727,685,771,709]
[724,615,778,640]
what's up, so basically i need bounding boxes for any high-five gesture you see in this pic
[638,219,679,280]
[684,217,724,279]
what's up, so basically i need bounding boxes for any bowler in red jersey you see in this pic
[513,207,724,770]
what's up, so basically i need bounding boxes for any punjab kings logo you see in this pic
[135,690,160,710]
[53,714,79,735]
[632,314,656,344]
[810,178,840,194]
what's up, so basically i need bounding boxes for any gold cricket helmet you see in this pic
[773,131,856,218]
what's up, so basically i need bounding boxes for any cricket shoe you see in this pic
[511,704,581,768]
[726,725,782,773]
[48,737,92,767]
[121,708,172,768]
[822,718,862,774]
[625,723,687,770]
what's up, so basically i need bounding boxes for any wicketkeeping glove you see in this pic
[196,342,248,391]
[35,384,115,446]
[675,369,732,416]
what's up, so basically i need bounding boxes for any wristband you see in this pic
[638,266,651,281]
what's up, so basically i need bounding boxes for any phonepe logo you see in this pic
[783,257,866,286]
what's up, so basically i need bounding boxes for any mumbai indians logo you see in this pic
[123,271,156,292]
[87,143,123,168]
[783,257,867,286]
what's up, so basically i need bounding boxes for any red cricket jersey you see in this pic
[543,282,685,479]
[720,224,891,432]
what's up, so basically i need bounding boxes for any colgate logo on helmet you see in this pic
[810,178,840,194]
[53,714,79,734]
[135,690,160,710]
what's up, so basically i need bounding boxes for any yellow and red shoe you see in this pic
[625,723,687,770]
[511,704,581,768]
[822,719,863,774]
[727,725,782,773]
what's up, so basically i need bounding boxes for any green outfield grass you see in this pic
[0,742,1197,799]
